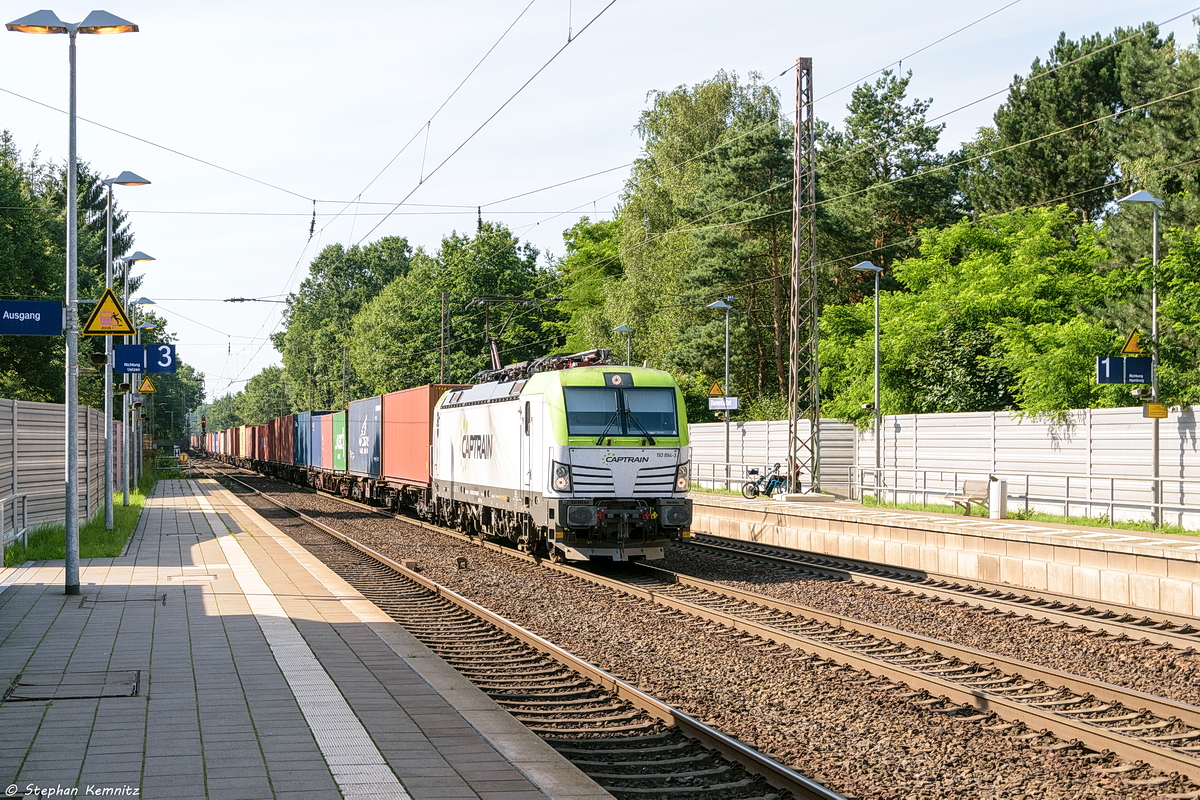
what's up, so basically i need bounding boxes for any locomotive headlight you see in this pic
[674,462,690,491]
[551,461,572,492]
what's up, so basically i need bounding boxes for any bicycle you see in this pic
[741,463,788,499]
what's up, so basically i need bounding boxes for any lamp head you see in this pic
[104,170,150,187]
[137,322,157,331]
[133,297,155,306]
[850,261,883,274]
[1118,190,1164,206]
[706,300,732,310]
[124,251,155,263]
[77,10,137,34]
[6,10,69,33]
[613,325,632,333]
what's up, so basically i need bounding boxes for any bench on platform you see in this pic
[945,479,990,515]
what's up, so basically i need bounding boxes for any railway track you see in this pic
[568,562,1200,781]
[203,469,841,800]
[683,534,1200,652]
[197,460,1200,796]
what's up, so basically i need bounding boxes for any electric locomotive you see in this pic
[431,349,692,561]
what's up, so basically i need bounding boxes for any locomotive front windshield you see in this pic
[563,387,679,437]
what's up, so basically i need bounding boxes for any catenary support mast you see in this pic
[787,57,820,492]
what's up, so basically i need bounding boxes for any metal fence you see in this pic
[690,407,1200,525]
[688,419,856,495]
[0,398,111,539]
[853,407,1200,527]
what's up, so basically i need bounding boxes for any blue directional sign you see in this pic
[1096,356,1152,385]
[1125,357,1152,385]
[0,300,62,336]
[113,344,145,373]
[144,343,177,374]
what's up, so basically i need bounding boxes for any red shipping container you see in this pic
[381,385,464,487]
[271,415,294,465]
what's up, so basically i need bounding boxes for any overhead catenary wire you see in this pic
[208,2,1200,398]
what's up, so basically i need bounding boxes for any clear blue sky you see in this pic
[1,0,1195,400]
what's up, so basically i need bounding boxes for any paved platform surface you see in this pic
[0,479,609,800]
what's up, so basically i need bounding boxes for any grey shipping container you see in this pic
[348,396,382,478]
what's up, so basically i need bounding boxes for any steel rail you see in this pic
[206,469,843,800]
[203,463,1200,780]
[687,534,1200,650]
[551,562,1200,780]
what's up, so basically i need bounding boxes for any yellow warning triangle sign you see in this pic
[82,287,135,335]
[138,376,156,394]
[708,381,724,397]
[1120,329,1144,356]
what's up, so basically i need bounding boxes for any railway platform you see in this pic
[0,478,609,800]
[690,491,1200,619]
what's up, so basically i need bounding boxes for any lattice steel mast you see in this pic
[787,57,820,491]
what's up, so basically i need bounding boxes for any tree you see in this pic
[962,24,1174,222]
[0,133,62,401]
[553,217,622,353]
[820,207,1114,421]
[274,237,412,410]
[673,83,794,397]
[350,222,560,392]
[818,69,960,276]
[236,366,285,425]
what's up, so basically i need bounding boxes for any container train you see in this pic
[197,349,693,562]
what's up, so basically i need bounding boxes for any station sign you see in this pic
[113,343,177,374]
[145,343,177,374]
[1096,356,1151,385]
[0,300,62,336]
[709,396,739,411]
[114,344,145,373]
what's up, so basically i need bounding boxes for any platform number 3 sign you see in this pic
[145,344,177,374]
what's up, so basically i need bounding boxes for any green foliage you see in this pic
[236,365,285,425]
[961,24,1175,221]
[820,207,1113,421]
[274,237,412,409]
[350,222,560,391]
[818,69,960,273]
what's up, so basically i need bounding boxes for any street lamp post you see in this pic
[1118,190,1164,527]
[134,309,156,485]
[707,299,733,486]
[119,252,153,506]
[102,172,149,531]
[7,9,139,596]
[613,325,632,366]
[851,261,884,489]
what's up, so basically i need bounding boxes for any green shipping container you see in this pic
[332,410,347,471]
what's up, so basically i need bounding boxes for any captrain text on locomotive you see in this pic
[198,350,693,562]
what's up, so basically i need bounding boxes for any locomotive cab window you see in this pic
[563,387,678,437]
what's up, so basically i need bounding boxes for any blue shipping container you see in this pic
[348,396,382,478]
[294,412,311,466]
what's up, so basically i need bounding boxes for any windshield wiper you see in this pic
[623,408,656,446]
[594,409,622,445]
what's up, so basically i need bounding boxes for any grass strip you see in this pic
[859,494,1199,537]
[4,473,158,566]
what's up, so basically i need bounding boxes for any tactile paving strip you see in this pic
[193,486,411,800]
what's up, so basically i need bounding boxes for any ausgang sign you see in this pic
[0,300,62,336]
